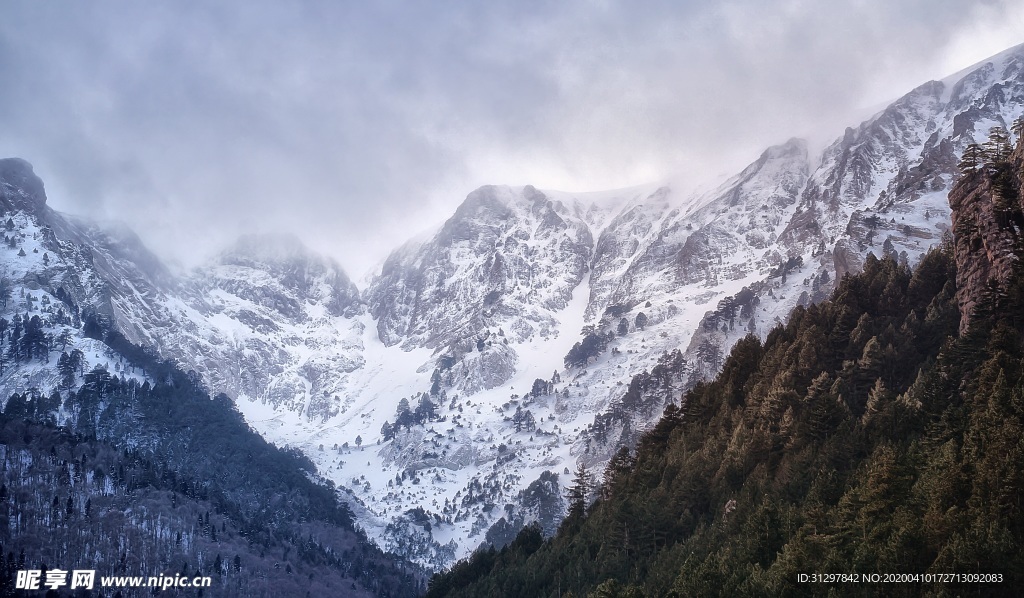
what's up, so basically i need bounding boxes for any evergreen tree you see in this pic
[882,236,897,260]
[564,332,611,369]
[430,368,442,396]
[6,317,21,364]
[984,126,1013,164]
[55,329,72,352]
[512,407,535,433]
[1012,116,1024,142]
[395,398,412,429]
[566,461,594,521]
[69,348,85,375]
[958,143,984,174]
[415,394,436,423]
[602,446,635,500]
[0,278,11,309]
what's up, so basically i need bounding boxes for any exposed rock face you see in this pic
[365,184,630,395]
[213,233,361,318]
[0,159,47,213]
[949,143,1024,333]
[163,233,367,415]
[368,185,597,350]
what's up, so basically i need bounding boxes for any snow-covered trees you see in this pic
[512,406,536,433]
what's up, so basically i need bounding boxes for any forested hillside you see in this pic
[425,128,1024,597]
[0,327,421,597]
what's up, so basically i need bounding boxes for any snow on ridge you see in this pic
[222,49,1024,567]
[4,43,1024,572]
[938,41,1024,103]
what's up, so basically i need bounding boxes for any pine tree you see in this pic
[602,446,635,500]
[882,236,897,260]
[415,394,436,422]
[430,368,442,396]
[984,126,1012,165]
[1012,116,1024,144]
[69,348,85,375]
[6,319,21,365]
[395,397,412,429]
[55,329,71,352]
[862,378,893,429]
[958,143,984,174]
[512,406,536,433]
[566,461,594,520]
[0,278,11,309]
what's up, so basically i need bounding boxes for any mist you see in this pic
[1,0,1021,278]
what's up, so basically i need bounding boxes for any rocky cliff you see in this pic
[949,133,1024,333]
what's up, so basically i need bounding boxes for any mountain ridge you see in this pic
[421,100,1024,598]
[0,42,1022,571]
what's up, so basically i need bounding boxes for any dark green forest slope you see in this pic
[426,131,1024,597]
[0,330,421,597]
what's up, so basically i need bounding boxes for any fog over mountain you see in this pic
[3,38,1024,572]
[1,1,1022,276]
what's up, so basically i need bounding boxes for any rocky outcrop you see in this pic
[0,158,47,213]
[949,143,1024,333]
[368,185,599,353]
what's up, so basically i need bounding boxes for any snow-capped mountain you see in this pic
[2,43,1023,571]
[158,233,367,420]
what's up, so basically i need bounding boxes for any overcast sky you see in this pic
[1,1,1022,279]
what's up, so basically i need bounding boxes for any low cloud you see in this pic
[0,0,1021,277]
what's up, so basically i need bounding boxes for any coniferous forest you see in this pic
[0,327,421,597]
[425,132,1024,597]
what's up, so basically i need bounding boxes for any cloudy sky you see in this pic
[1,1,1022,278]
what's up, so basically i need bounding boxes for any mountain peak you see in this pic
[211,232,361,318]
[219,232,316,266]
[759,137,808,162]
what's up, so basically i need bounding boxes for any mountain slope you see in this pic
[424,134,1024,596]
[2,44,1024,573]
[0,160,420,597]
